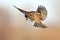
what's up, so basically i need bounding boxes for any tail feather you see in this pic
[13,6,27,14]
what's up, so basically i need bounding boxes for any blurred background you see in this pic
[0,0,60,28]
[0,0,60,40]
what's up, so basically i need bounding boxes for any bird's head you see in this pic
[37,5,47,21]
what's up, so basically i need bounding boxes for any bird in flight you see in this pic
[14,5,47,28]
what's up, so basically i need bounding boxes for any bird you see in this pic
[13,5,47,28]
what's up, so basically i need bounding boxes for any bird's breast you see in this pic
[33,14,41,23]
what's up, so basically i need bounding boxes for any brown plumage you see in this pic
[14,5,47,28]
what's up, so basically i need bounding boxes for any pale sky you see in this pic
[0,0,60,28]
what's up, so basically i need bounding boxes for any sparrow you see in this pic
[14,5,47,28]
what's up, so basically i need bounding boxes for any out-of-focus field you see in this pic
[0,3,60,40]
[0,26,60,40]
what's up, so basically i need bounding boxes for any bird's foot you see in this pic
[41,24,47,28]
[34,23,47,28]
[34,23,39,27]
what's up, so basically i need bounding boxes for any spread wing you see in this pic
[37,5,47,21]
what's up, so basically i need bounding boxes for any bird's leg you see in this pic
[41,23,47,28]
[34,22,37,27]
[25,15,28,20]
[34,22,39,27]
[38,22,47,28]
[34,22,47,28]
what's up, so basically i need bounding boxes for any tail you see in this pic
[13,5,27,14]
